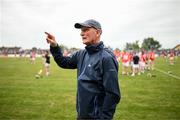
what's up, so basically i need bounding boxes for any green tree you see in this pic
[59,44,68,51]
[32,47,37,51]
[125,40,140,51]
[141,37,161,50]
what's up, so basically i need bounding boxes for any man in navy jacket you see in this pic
[45,19,121,120]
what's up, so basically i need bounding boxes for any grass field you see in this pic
[0,57,180,120]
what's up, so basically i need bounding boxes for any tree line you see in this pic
[125,37,161,51]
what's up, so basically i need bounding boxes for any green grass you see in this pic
[0,57,180,120]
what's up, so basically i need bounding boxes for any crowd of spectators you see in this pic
[0,46,79,57]
[0,46,179,58]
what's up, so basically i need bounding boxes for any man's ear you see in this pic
[96,30,101,36]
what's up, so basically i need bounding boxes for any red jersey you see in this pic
[149,51,155,61]
[140,53,146,62]
[170,52,174,57]
[122,52,130,63]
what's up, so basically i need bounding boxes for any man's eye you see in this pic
[82,28,90,32]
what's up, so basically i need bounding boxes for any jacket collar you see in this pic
[85,41,104,54]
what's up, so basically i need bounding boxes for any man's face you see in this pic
[80,27,100,46]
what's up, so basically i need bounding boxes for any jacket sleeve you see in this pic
[101,55,121,119]
[50,45,78,69]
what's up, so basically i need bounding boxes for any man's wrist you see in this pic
[50,42,58,47]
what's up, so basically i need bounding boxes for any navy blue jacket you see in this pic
[50,41,121,119]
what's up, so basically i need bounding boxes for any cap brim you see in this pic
[74,23,91,29]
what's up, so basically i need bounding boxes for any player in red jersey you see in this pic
[148,49,155,70]
[169,49,175,65]
[121,51,130,75]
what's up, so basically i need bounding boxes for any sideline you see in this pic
[155,67,180,80]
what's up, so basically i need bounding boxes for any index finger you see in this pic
[44,32,53,36]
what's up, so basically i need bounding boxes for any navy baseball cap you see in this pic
[74,19,102,30]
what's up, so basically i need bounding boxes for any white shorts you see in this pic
[32,57,35,61]
[140,62,145,67]
[45,63,50,67]
[170,57,174,61]
[133,64,139,68]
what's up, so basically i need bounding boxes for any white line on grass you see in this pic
[155,68,180,80]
